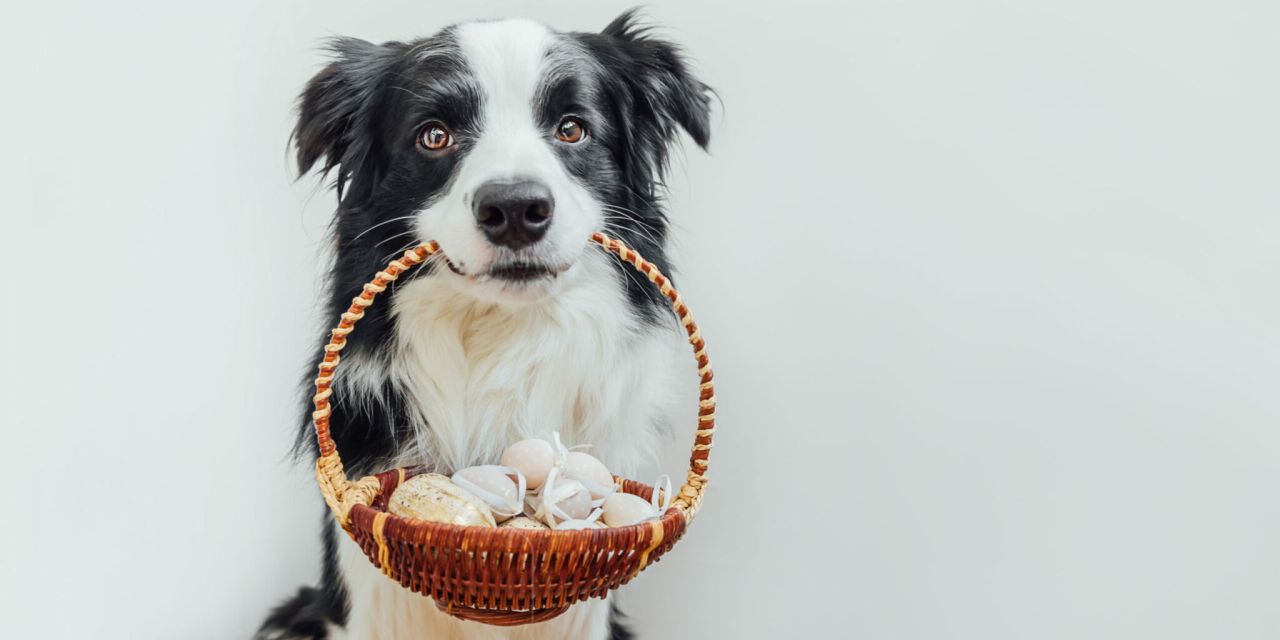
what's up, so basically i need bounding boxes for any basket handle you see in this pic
[313,233,715,522]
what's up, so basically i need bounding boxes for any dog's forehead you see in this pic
[454,19,552,88]
[405,20,591,111]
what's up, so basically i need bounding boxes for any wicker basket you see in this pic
[312,232,715,626]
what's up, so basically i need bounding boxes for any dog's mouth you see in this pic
[445,258,565,283]
[487,262,561,282]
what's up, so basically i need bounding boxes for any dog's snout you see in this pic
[473,180,554,250]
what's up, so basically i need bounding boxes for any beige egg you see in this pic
[555,519,605,531]
[500,438,556,490]
[499,516,550,531]
[451,465,524,522]
[563,451,615,500]
[387,473,496,527]
[601,492,658,527]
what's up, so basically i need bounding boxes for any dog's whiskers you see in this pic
[601,206,664,248]
[601,219,660,255]
[374,229,420,249]
[601,203,665,238]
[349,215,418,244]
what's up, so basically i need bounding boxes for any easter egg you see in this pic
[556,519,604,531]
[553,507,605,531]
[554,480,594,521]
[601,492,658,527]
[529,468,594,527]
[499,516,549,531]
[451,465,524,522]
[563,451,615,500]
[387,473,496,527]
[500,438,556,490]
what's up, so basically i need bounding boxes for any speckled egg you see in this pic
[555,519,605,531]
[498,516,550,531]
[387,473,496,527]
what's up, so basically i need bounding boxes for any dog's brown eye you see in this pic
[555,117,586,143]
[418,123,454,150]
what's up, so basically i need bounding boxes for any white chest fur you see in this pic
[384,251,685,477]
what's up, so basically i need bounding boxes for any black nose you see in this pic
[472,180,554,250]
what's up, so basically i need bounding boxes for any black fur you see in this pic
[260,11,710,639]
[559,9,714,321]
[258,588,329,639]
[607,603,637,640]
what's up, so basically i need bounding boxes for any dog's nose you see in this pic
[473,180,554,250]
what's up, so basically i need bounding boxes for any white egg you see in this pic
[529,468,594,527]
[563,451,615,500]
[601,492,658,527]
[500,438,556,490]
[451,465,524,522]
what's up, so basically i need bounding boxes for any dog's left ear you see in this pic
[601,10,713,190]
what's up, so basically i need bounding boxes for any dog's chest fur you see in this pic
[372,253,685,476]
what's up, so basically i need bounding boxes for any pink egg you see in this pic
[563,451,615,500]
[555,481,593,521]
[500,438,556,490]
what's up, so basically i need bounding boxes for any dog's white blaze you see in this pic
[418,19,601,294]
[328,19,692,640]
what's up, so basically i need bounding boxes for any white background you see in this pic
[3,1,1279,638]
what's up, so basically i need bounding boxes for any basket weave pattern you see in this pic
[310,233,715,625]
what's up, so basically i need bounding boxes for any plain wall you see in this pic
[3,1,1279,638]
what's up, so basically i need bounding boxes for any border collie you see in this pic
[258,11,711,640]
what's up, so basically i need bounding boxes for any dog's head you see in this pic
[296,12,711,305]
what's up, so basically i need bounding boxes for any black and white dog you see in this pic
[258,11,711,640]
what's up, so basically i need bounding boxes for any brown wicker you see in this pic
[312,232,716,626]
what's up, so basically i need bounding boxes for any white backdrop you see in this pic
[3,1,1279,638]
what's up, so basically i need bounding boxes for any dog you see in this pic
[257,10,712,640]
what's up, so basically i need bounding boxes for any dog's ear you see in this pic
[294,37,403,199]
[601,10,714,192]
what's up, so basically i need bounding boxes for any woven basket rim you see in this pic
[307,232,716,624]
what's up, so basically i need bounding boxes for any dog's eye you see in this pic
[418,123,454,151]
[555,117,586,144]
